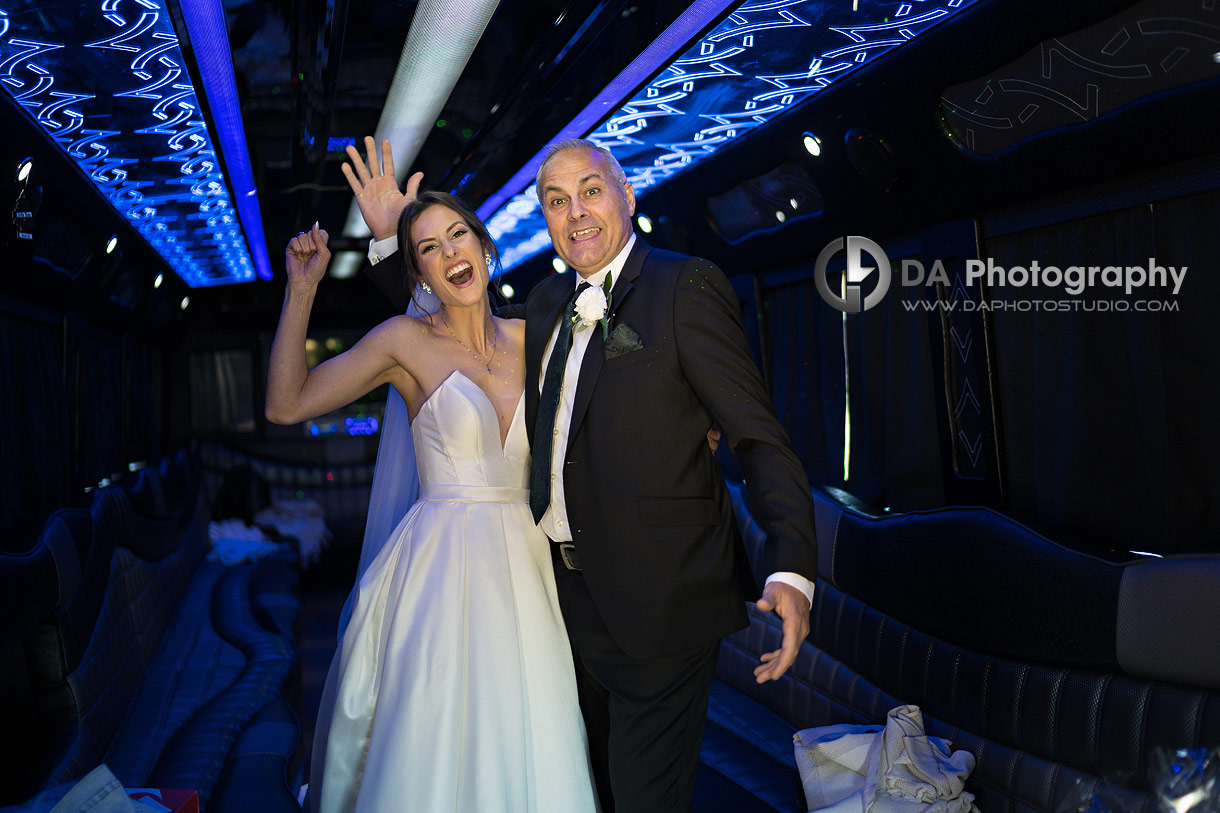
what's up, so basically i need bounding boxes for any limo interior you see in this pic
[1,0,1217,810]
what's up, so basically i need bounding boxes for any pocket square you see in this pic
[604,322,644,359]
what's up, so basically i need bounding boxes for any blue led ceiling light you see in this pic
[486,0,978,270]
[0,1,270,287]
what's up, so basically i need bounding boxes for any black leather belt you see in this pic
[552,541,581,571]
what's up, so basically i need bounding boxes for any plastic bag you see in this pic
[1151,747,1220,813]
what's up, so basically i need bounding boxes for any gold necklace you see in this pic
[440,311,497,373]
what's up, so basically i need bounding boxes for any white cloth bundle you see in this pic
[253,497,332,566]
[794,705,979,812]
[207,518,290,566]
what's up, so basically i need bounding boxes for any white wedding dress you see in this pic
[309,371,597,812]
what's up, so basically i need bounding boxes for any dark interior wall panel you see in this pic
[987,190,1219,555]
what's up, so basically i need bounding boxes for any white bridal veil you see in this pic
[334,283,443,641]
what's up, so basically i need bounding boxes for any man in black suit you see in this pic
[527,140,818,812]
[346,136,817,811]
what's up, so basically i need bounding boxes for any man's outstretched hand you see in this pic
[753,580,812,683]
[342,136,424,241]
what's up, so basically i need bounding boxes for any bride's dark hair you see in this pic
[396,191,501,312]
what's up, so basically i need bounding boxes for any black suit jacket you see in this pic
[525,239,817,659]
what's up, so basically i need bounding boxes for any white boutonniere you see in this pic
[573,272,614,338]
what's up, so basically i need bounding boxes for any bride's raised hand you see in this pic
[342,136,424,241]
[285,222,331,290]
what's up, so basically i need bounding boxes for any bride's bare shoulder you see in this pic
[375,313,437,339]
[497,315,526,347]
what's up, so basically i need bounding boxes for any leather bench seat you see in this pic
[697,680,804,812]
[695,481,1220,812]
[0,453,301,810]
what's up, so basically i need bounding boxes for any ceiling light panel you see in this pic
[0,1,269,287]
[487,0,978,270]
[341,0,501,243]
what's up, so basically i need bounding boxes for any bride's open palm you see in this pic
[342,136,424,241]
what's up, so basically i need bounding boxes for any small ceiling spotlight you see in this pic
[552,257,568,273]
[636,214,653,234]
[1214,51,1220,64]
[180,296,190,311]
[16,158,33,182]
[105,235,119,254]
[775,211,787,223]
[501,283,515,299]
[802,133,822,157]
[154,273,163,289]
[790,197,800,210]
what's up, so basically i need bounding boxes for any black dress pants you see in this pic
[553,560,720,813]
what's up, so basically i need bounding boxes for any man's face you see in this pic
[538,147,636,277]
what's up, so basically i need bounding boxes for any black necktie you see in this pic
[530,282,590,523]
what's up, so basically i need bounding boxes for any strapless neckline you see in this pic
[416,370,525,453]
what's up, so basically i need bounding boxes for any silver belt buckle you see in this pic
[558,542,581,571]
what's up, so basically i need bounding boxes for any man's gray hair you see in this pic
[535,139,627,203]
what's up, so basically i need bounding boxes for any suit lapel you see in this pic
[567,240,651,438]
[525,276,573,444]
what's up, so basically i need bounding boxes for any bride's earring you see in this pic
[484,251,493,268]
[421,281,433,294]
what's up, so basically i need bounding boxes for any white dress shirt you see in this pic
[369,235,398,265]
[537,235,637,542]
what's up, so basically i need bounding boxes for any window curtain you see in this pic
[0,313,69,543]
[125,341,161,463]
[844,261,947,511]
[988,191,1219,555]
[763,279,847,491]
[760,270,947,511]
[76,334,122,488]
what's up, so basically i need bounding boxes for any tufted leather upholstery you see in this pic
[0,509,87,652]
[138,555,298,799]
[22,486,206,791]
[699,482,1220,812]
[207,697,303,812]
[0,451,301,809]
[124,466,169,520]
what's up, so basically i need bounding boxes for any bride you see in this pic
[265,156,597,810]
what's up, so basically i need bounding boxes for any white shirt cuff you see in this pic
[765,572,815,607]
[368,234,399,265]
